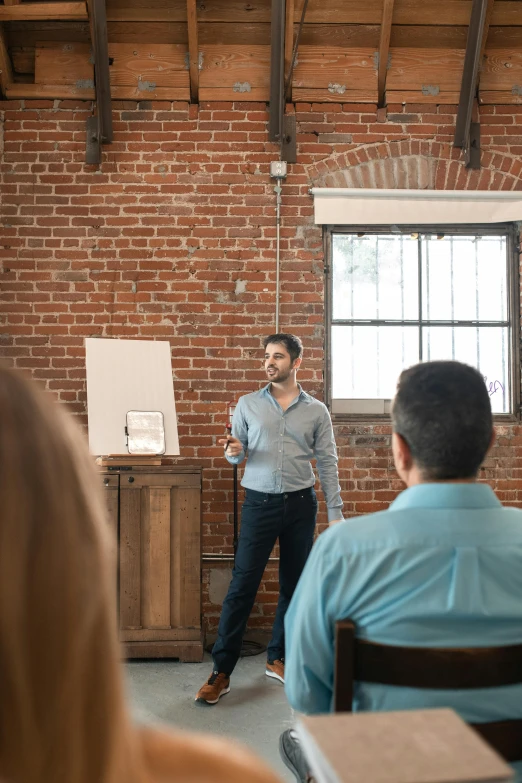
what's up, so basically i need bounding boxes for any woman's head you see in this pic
[0,364,138,783]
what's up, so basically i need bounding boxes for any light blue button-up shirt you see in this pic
[227,383,343,523]
[285,483,522,775]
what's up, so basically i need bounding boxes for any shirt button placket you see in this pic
[278,416,284,491]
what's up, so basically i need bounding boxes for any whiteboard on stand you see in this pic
[85,338,180,456]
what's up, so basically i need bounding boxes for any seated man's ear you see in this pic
[392,432,412,476]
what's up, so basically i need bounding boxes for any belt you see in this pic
[245,487,315,499]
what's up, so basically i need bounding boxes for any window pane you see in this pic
[332,325,419,399]
[422,326,510,414]
[421,235,508,322]
[477,236,508,320]
[332,234,418,320]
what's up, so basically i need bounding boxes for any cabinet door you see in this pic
[119,472,201,641]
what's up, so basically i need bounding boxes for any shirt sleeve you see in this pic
[226,396,248,465]
[284,530,340,714]
[313,406,343,523]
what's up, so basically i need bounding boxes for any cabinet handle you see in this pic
[104,478,109,486]
[128,476,135,483]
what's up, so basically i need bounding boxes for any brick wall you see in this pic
[1,98,521,633]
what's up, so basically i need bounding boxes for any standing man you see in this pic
[196,333,343,705]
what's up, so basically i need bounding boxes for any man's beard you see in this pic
[266,367,291,383]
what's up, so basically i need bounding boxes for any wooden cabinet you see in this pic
[100,467,203,661]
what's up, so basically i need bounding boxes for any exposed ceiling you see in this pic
[1,0,522,106]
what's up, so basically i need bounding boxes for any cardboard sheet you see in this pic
[85,338,180,456]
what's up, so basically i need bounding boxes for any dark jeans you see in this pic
[212,487,317,675]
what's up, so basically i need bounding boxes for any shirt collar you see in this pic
[389,482,502,512]
[261,382,313,403]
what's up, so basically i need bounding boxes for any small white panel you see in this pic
[85,338,180,456]
[332,398,390,415]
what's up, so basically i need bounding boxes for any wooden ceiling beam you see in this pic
[0,3,88,21]
[85,0,112,163]
[284,0,294,84]
[269,0,285,142]
[187,0,199,102]
[11,21,522,50]
[91,0,112,142]
[454,0,488,149]
[0,24,14,97]
[377,0,395,106]
[99,1,522,26]
[477,0,495,84]
[6,82,189,100]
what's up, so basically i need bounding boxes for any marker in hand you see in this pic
[218,433,243,457]
[224,428,231,452]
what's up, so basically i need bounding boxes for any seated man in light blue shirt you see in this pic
[282,360,522,782]
[195,333,343,705]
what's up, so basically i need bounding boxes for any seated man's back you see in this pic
[284,361,522,775]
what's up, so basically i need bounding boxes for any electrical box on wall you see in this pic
[270,160,287,178]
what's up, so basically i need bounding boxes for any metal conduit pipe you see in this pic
[275,176,282,332]
[202,554,280,562]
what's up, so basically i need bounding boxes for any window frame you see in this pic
[324,223,521,421]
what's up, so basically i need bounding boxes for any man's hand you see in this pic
[218,436,243,457]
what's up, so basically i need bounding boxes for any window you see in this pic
[326,226,519,417]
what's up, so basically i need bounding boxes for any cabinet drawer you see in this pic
[119,473,201,489]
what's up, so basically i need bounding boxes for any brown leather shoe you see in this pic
[266,659,285,684]
[195,671,230,704]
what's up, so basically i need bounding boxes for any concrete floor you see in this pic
[126,648,295,782]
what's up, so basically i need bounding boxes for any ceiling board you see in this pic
[387,47,465,91]
[293,46,378,94]
[35,40,92,84]
[480,49,522,91]
[199,44,270,95]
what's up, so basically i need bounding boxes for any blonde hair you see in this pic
[0,365,142,783]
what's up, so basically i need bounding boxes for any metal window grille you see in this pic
[326,225,520,417]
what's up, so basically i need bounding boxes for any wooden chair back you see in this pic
[334,620,522,762]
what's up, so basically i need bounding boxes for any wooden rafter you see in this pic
[269,0,285,142]
[84,0,112,163]
[284,0,294,86]
[477,0,495,89]
[284,0,309,103]
[0,24,13,97]
[377,0,395,107]
[187,0,199,102]
[0,3,88,21]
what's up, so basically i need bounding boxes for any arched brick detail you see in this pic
[306,139,522,191]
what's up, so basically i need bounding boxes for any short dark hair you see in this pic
[391,361,493,480]
[262,333,303,363]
